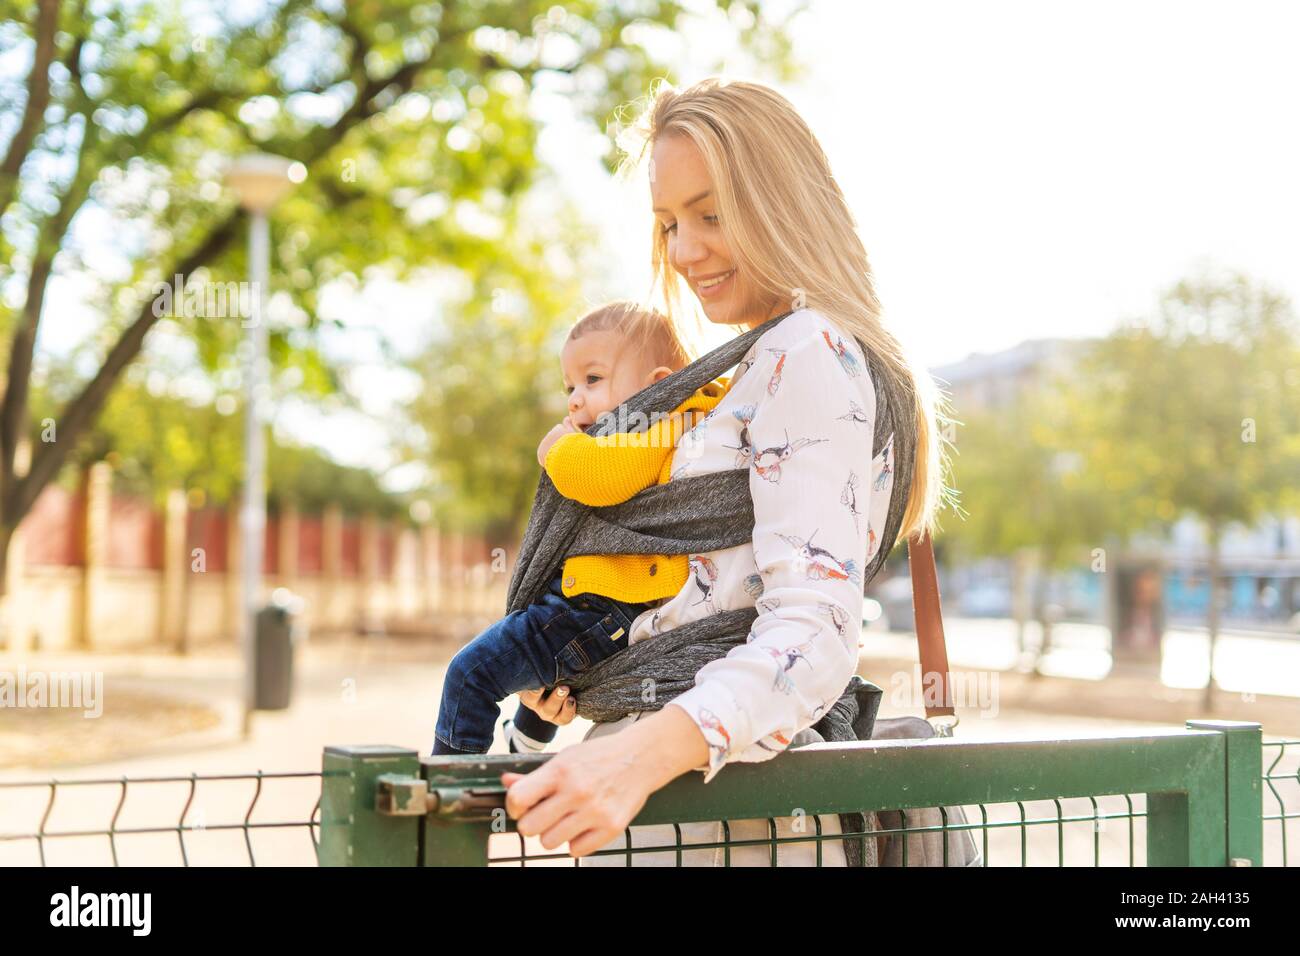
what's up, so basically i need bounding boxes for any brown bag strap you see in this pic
[906,532,957,730]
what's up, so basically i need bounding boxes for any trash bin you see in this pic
[254,589,305,710]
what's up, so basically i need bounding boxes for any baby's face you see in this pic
[561,330,653,429]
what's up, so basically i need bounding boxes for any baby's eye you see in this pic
[587,374,602,385]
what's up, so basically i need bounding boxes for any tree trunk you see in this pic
[1202,523,1222,711]
[0,521,14,650]
[1011,547,1033,664]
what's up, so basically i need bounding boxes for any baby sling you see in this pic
[504,310,960,866]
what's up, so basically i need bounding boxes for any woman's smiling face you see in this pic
[651,133,776,327]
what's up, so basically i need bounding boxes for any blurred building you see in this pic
[930,337,1094,414]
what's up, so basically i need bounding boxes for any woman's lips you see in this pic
[695,269,735,299]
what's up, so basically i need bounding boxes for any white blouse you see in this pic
[628,307,897,782]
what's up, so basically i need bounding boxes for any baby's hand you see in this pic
[537,418,581,468]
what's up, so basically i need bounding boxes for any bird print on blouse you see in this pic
[723,404,757,469]
[697,708,732,765]
[688,554,721,615]
[838,400,872,428]
[817,602,850,642]
[765,640,815,695]
[766,348,787,396]
[822,330,862,377]
[874,435,894,492]
[776,530,862,586]
[754,730,793,753]
[734,348,758,382]
[841,470,862,532]
[751,430,827,483]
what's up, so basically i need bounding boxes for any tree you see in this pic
[401,213,586,545]
[1069,271,1300,704]
[0,0,798,599]
[941,374,1115,663]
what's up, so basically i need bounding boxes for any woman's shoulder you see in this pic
[757,307,870,373]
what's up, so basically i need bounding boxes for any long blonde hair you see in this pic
[618,77,955,542]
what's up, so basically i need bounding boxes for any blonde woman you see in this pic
[502,78,950,864]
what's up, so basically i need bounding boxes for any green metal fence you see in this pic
[319,719,1299,867]
[0,771,323,866]
[2,720,1293,866]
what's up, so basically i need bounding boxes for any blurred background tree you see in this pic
[1067,271,1300,703]
[941,379,1116,662]
[943,270,1300,687]
[0,0,799,591]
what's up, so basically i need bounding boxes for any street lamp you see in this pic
[224,152,305,737]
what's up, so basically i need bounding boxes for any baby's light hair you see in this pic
[567,301,693,375]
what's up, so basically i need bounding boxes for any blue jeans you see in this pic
[432,573,654,755]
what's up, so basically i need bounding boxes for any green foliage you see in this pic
[1073,272,1300,536]
[400,205,586,539]
[0,0,798,537]
[29,363,402,516]
[943,271,1300,565]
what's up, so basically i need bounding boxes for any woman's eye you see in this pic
[703,214,719,224]
[660,221,677,236]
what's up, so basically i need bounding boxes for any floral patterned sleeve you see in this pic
[667,309,878,782]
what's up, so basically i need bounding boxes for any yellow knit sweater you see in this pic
[543,377,731,604]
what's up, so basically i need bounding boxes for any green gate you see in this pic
[319,719,1289,867]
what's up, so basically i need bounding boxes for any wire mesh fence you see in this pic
[475,794,1152,867]
[0,771,324,867]
[1263,739,1300,867]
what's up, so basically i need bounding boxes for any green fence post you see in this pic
[1146,730,1225,866]
[319,745,422,866]
[1187,719,1264,867]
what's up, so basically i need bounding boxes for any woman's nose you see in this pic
[671,227,707,269]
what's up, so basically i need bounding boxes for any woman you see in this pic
[502,77,950,863]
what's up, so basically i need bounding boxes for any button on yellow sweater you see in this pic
[544,377,732,604]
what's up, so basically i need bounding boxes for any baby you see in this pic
[432,301,730,755]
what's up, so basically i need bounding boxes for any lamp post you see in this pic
[224,153,304,737]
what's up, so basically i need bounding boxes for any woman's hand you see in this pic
[501,704,711,858]
[536,417,581,468]
[516,685,577,726]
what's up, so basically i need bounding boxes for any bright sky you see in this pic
[32,0,1300,483]
[561,0,1300,369]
